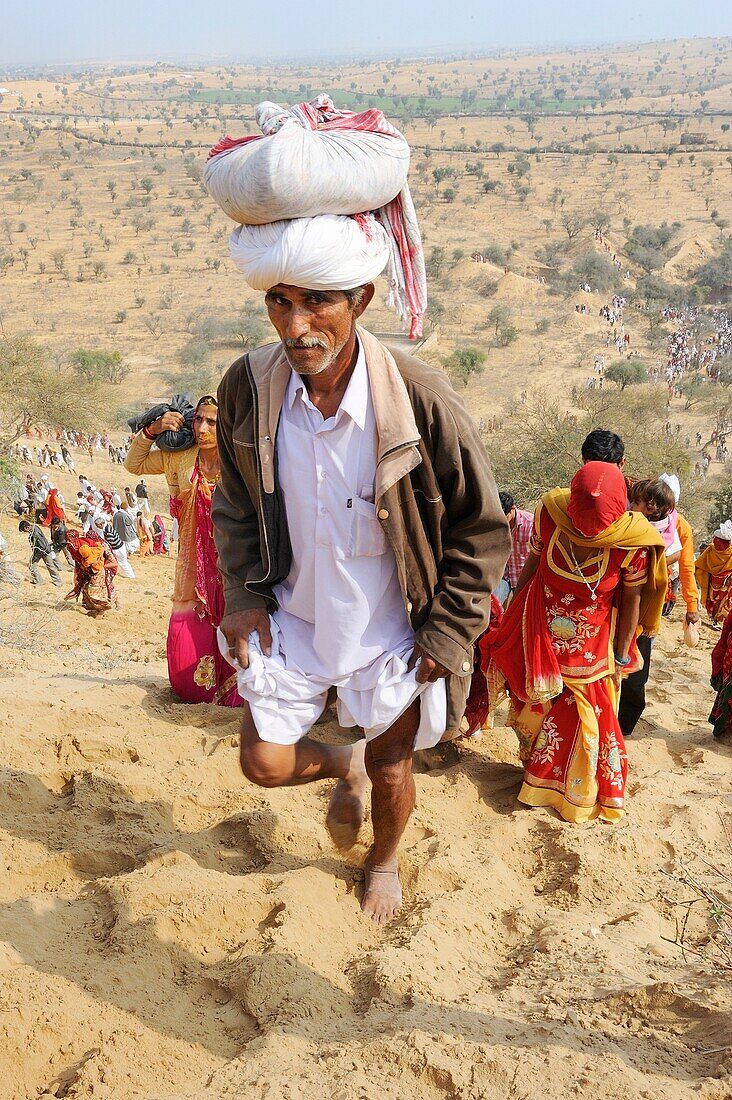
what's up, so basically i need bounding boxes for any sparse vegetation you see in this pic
[605,360,648,390]
[443,346,487,387]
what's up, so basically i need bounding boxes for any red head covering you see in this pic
[567,461,627,538]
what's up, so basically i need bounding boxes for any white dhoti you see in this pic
[218,621,446,750]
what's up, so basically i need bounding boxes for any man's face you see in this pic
[264,285,366,376]
[193,404,218,449]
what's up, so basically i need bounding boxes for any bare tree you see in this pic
[560,212,587,241]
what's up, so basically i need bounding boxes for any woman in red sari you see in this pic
[710,609,732,739]
[484,463,667,823]
[125,396,240,706]
[152,514,169,555]
[42,487,66,527]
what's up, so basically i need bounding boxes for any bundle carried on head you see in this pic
[204,95,427,339]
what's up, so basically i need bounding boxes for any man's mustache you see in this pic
[285,337,328,350]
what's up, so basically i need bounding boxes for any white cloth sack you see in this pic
[204,106,410,226]
[229,214,390,292]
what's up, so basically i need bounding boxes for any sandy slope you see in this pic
[0,467,731,1099]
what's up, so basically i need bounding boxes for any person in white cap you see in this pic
[213,216,509,924]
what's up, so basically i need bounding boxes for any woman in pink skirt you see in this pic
[125,396,240,706]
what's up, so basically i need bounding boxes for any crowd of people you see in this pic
[8,450,170,614]
[10,427,127,472]
[488,426,732,823]
[14,408,730,827]
[660,307,731,387]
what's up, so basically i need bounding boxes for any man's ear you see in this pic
[354,283,375,319]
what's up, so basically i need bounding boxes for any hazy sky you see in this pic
[2,0,730,66]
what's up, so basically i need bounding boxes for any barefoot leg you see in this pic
[360,701,419,925]
[362,855,403,926]
[239,703,356,787]
[326,740,368,851]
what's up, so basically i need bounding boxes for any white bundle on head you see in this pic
[206,95,427,337]
[229,213,390,293]
[714,520,732,542]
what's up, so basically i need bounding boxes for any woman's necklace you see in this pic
[198,454,220,485]
[568,543,601,603]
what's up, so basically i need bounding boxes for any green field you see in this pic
[185,87,600,116]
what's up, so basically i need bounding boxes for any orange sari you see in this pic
[42,488,66,527]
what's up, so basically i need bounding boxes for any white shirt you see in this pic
[273,339,412,680]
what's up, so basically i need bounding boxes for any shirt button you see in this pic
[377,508,389,520]
[320,507,327,515]
[462,660,471,672]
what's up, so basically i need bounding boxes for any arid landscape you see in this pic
[1,36,731,1100]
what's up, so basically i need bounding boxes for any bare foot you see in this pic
[361,854,402,925]
[326,740,368,851]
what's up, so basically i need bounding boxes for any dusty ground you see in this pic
[0,455,730,1100]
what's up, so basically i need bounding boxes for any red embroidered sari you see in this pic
[484,490,665,824]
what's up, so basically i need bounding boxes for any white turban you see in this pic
[659,473,681,504]
[714,520,732,542]
[229,213,390,292]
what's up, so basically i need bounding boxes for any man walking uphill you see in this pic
[213,217,509,924]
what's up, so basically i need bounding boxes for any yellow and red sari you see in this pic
[65,530,118,613]
[484,479,666,823]
[695,539,732,624]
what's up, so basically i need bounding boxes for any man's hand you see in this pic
[149,411,185,436]
[408,644,450,684]
[685,611,701,626]
[220,608,272,669]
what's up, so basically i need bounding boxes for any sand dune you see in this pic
[663,238,716,281]
[492,271,544,303]
[1,470,730,1099]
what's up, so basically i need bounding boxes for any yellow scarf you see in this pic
[543,488,668,637]
[695,542,732,604]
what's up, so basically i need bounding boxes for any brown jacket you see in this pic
[212,326,510,730]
